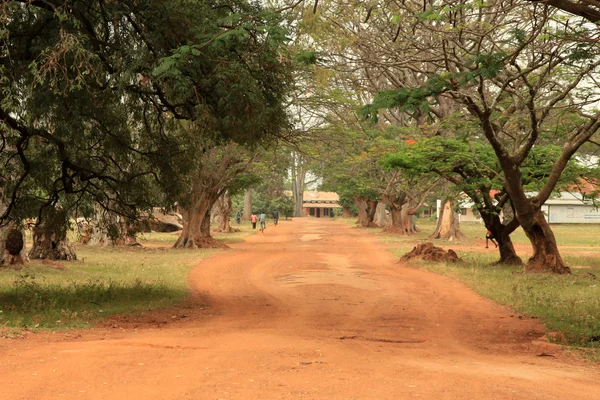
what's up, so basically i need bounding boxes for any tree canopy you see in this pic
[0,0,293,225]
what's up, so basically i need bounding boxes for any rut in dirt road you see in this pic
[1,218,598,400]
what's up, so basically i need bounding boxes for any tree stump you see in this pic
[400,242,463,263]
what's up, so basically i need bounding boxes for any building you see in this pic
[445,192,600,224]
[543,192,600,223]
[302,191,342,218]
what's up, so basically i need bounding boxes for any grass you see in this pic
[376,218,600,357]
[0,225,254,331]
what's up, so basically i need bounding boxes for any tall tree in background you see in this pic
[366,1,600,272]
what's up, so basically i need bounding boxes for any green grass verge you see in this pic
[381,221,600,358]
[0,226,254,331]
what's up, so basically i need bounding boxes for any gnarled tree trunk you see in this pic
[78,207,139,246]
[521,209,569,273]
[482,213,522,266]
[375,202,388,227]
[213,191,238,233]
[355,197,378,227]
[430,199,464,241]
[77,204,114,246]
[29,208,77,261]
[174,191,227,249]
[112,218,140,246]
[382,193,416,234]
[495,235,522,266]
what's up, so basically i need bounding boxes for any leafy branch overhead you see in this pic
[361,52,507,123]
[0,0,294,224]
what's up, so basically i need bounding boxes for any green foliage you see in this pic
[294,51,321,65]
[362,52,506,123]
[0,0,294,225]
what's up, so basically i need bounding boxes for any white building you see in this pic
[445,192,600,224]
[543,192,600,224]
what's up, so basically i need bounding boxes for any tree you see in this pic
[28,206,77,261]
[173,141,257,249]
[212,191,236,234]
[386,138,523,265]
[428,183,465,242]
[1,0,293,255]
[290,151,308,217]
[364,1,600,273]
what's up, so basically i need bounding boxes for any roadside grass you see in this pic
[141,222,255,246]
[381,220,600,358]
[0,225,254,331]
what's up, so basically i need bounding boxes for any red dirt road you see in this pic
[1,219,599,399]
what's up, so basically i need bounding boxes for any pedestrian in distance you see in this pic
[272,209,279,226]
[235,209,241,225]
[485,229,498,248]
[251,212,257,229]
[259,211,267,232]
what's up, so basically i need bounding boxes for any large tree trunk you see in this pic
[356,198,368,226]
[292,176,305,217]
[78,207,139,247]
[381,193,415,234]
[174,192,228,249]
[375,202,388,227]
[355,197,378,227]
[390,204,418,235]
[214,192,238,233]
[495,235,522,266]
[291,152,306,217]
[430,199,464,241]
[29,208,77,261]
[112,218,140,246]
[482,213,523,266]
[77,205,113,246]
[388,206,411,234]
[521,209,569,273]
[243,187,252,221]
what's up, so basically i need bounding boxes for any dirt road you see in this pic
[1,219,598,399]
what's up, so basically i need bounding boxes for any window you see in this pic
[460,208,467,216]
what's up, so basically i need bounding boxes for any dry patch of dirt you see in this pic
[0,219,598,400]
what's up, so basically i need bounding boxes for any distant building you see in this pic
[444,191,600,224]
[301,191,342,218]
[543,192,600,223]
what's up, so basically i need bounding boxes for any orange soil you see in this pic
[0,219,598,399]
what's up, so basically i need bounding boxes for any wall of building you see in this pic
[458,207,481,223]
[543,204,600,223]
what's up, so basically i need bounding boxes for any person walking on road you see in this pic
[251,213,257,229]
[259,211,267,232]
[235,209,241,225]
[272,209,279,226]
